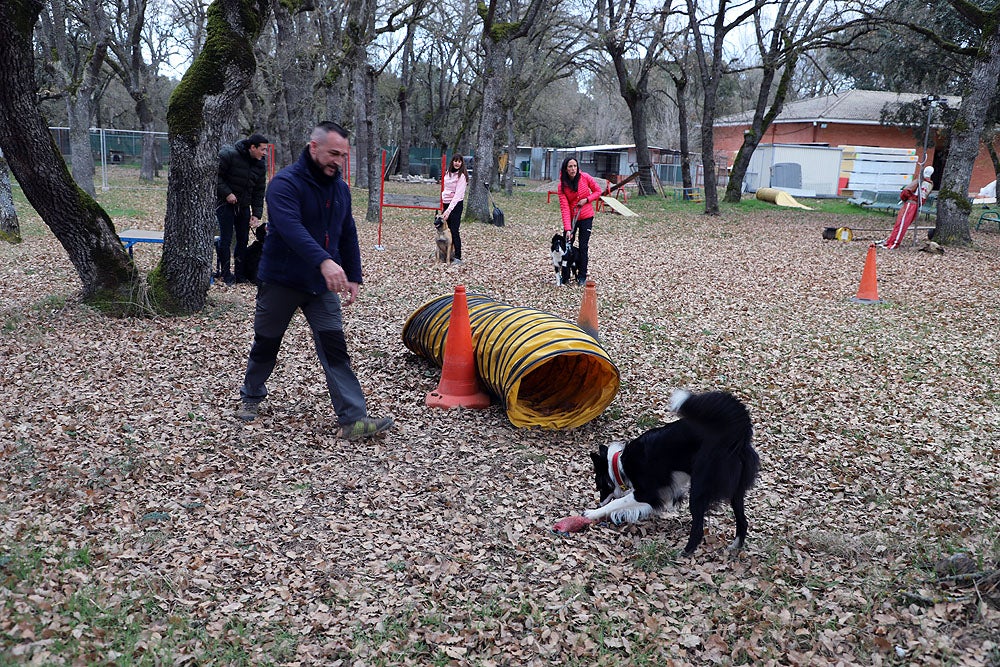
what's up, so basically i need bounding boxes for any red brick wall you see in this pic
[714,122,999,193]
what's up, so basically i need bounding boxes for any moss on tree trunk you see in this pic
[0,0,145,314]
[158,0,270,314]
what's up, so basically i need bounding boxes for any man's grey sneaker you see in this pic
[236,401,260,422]
[338,416,394,440]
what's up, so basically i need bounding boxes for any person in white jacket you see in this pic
[440,155,468,265]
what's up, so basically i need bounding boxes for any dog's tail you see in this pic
[670,390,759,485]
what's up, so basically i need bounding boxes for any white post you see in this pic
[99,127,109,191]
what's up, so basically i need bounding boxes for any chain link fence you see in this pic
[49,127,170,190]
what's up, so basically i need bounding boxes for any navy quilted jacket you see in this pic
[256,148,362,294]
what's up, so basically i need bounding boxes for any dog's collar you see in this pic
[608,442,630,492]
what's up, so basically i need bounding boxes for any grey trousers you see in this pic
[240,282,367,425]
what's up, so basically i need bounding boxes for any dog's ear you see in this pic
[591,446,608,467]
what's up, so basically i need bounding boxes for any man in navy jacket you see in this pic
[236,121,394,440]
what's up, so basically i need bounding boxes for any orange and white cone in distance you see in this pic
[426,285,491,409]
[851,243,882,304]
[577,279,600,340]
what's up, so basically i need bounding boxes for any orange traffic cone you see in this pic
[577,279,600,340]
[426,285,491,410]
[851,243,882,304]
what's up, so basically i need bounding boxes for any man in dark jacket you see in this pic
[216,133,268,284]
[236,121,394,441]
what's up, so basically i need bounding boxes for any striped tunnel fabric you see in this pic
[403,293,620,429]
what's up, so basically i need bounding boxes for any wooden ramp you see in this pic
[599,196,638,217]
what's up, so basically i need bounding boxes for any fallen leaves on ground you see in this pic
[1,191,999,665]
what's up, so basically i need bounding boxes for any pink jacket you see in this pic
[441,171,467,218]
[558,172,601,231]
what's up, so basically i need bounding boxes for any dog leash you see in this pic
[566,208,580,245]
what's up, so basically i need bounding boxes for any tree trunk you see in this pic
[699,98,721,215]
[348,57,381,222]
[138,104,156,182]
[672,74,694,196]
[160,0,270,314]
[0,0,141,308]
[273,2,314,164]
[66,81,100,197]
[724,51,798,203]
[504,107,516,195]
[0,148,21,244]
[351,64,369,190]
[470,44,503,225]
[936,28,1000,245]
[628,99,653,195]
[397,24,416,177]
[70,2,110,197]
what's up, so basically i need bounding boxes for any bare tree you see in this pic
[166,0,208,63]
[397,0,482,156]
[35,0,112,196]
[0,148,21,244]
[662,47,697,197]
[723,1,873,203]
[469,0,548,225]
[683,0,767,214]
[0,0,142,309]
[106,0,175,181]
[501,12,591,192]
[933,5,1000,246]
[340,0,424,221]
[598,0,677,195]
[268,0,321,165]
[158,0,271,313]
[396,13,422,176]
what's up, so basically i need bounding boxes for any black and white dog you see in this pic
[551,233,578,286]
[585,389,760,555]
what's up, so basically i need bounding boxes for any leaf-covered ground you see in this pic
[2,185,999,665]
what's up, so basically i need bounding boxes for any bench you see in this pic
[118,229,164,257]
[917,192,938,217]
[864,191,903,212]
[847,190,877,206]
[119,229,222,259]
[977,208,1000,231]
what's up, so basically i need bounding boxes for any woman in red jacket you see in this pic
[557,157,601,285]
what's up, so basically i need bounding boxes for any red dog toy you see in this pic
[552,515,593,533]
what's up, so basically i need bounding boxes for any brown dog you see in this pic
[434,216,454,263]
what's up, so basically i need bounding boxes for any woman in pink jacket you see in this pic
[440,154,468,264]
[557,157,601,285]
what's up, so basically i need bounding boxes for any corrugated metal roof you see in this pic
[716,89,961,126]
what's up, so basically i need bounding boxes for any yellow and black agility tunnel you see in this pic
[402,292,620,429]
